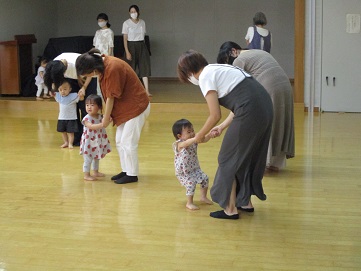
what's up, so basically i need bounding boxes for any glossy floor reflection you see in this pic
[0,99,360,270]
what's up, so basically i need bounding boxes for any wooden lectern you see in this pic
[0,34,37,95]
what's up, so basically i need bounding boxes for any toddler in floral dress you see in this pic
[172,119,213,210]
[80,94,111,181]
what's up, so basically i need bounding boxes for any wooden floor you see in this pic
[0,84,361,270]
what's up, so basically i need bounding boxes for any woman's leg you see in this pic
[210,180,239,219]
[116,104,150,177]
[224,180,238,215]
[142,77,152,96]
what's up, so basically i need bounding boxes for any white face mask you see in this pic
[130,13,138,19]
[98,21,107,28]
[188,74,199,85]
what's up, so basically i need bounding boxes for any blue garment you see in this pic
[55,92,79,120]
[248,26,271,53]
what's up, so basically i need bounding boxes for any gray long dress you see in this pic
[233,50,295,160]
[210,77,273,209]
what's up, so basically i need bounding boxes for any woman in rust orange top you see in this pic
[76,49,150,184]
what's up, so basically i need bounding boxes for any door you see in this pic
[321,0,361,112]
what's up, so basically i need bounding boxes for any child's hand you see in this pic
[78,89,85,97]
[210,126,222,138]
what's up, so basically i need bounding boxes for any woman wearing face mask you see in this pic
[177,50,273,220]
[93,13,114,56]
[217,41,295,172]
[122,4,152,97]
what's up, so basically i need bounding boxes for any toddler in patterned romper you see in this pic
[80,94,111,181]
[172,119,213,210]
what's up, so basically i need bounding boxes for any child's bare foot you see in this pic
[60,142,68,148]
[84,175,96,181]
[186,203,200,210]
[93,172,105,178]
[200,197,213,205]
[68,144,74,149]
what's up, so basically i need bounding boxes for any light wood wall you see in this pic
[294,0,305,103]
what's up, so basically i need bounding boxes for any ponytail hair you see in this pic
[76,48,105,77]
[217,41,242,64]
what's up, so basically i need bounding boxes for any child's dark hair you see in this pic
[58,78,71,89]
[172,119,193,139]
[85,94,103,110]
[38,56,48,65]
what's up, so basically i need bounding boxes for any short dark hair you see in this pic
[129,5,140,16]
[177,50,208,83]
[253,12,267,26]
[85,94,103,110]
[58,78,71,91]
[44,60,66,91]
[76,48,105,77]
[172,119,193,139]
[97,13,111,28]
[217,41,242,64]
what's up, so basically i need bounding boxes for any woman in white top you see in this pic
[93,13,114,56]
[122,4,152,96]
[177,50,273,220]
[245,12,272,53]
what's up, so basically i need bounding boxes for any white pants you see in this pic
[36,83,48,97]
[115,103,150,176]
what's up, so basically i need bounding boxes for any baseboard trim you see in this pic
[149,77,179,81]
[304,107,320,112]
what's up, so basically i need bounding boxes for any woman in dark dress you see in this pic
[177,50,273,220]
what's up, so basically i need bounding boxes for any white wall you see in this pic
[56,0,295,78]
[0,0,58,67]
[0,0,294,78]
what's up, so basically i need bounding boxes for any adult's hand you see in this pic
[126,52,132,61]
[210,126,223,138]
[78,87,86,97]
[102,116,111,128]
